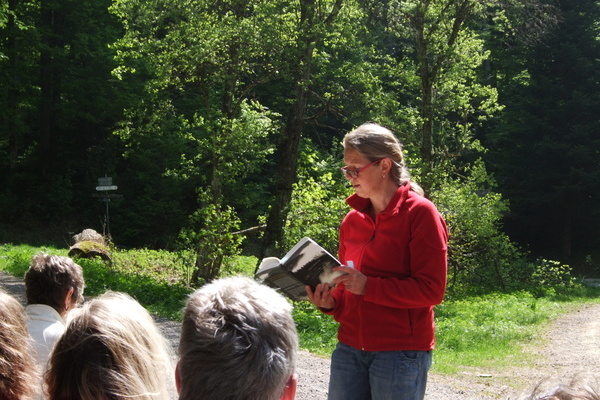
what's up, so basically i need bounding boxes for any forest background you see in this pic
[1,0,600,296]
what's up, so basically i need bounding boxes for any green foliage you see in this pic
[432,161,518,294]
[110,0,285,249]
[110,247,191,286]
[526,259,577,298]
[178,190,244,284]
[0,0,126,226]
[219,255,257,277]
[482,0,600,262]
[434,162,577,297]
[0,244,64,276]
[431,161,564,296]
[282,140,351,254]
[292,300,338,356]
[77,257,190,319]
[1,0,599,270]
[0,243,192,320]
[376,0,503,192]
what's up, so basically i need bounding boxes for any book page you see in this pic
[256,257,281,273]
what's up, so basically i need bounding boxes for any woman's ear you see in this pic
[380,157,392,176]
[281,373,297,400]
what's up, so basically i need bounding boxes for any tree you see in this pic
[110,0,289,281]
[0,0,37,172]
[0,0,125,226]
[484,0,600,263]
[259,0,345,259]
[385,0,491,191]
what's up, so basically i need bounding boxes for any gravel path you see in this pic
[2,271,599,399]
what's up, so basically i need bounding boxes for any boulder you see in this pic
[68,229,111,261]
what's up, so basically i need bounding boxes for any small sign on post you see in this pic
[95,176,120,239]
[96,177,118,191]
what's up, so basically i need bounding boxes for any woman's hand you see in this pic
[306,283,335,310]
[333,266,367,295]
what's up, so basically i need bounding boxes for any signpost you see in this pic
[95,177,121,238]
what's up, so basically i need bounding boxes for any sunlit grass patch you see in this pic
[433,292,568,374]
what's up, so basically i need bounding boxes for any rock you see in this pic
[68,229,111,261]
[72,229,106,245]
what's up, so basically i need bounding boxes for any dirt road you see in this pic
[2,271,599,399]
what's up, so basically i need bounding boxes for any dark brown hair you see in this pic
[24,253,84,314]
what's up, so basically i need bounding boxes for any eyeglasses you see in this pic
[341,159,382,179]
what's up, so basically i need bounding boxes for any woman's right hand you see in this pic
[306,283,335,310]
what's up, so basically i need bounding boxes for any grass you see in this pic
[2,243,600,374]
[434,292,566,374]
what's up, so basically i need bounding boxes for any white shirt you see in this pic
[26,304,65,370]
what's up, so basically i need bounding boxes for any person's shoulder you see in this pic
[404,190,438,210]
[26,304,64,324]
[43,321,66,339]
[403,191,447,229]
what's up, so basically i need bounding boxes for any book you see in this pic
[255,237,345,301]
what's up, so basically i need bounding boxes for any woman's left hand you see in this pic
[333,266,367,295]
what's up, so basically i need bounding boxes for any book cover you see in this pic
[255,237,344,301]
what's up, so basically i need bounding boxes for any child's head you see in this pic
[177,276,298,400]
[45,291,174,400]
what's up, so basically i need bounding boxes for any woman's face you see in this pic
[343,148,383,199]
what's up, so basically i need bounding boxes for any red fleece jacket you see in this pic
[326,183,448,351]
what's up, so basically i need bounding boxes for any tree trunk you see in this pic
[419,79,435,193]
[413,3,435,193]
[6,0,19,170]
[258,0,343,263]
[38,1,63,174]
[260,41,315,260]
[561,204,572,262]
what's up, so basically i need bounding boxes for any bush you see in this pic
[283,141,351,255]
[178,190,244,285]
[432,161,576,296]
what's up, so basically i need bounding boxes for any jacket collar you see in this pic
[26,304,65,324]
[346,181,410,215]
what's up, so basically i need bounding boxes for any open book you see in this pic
[255,237,345,301]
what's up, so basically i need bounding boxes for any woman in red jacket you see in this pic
[307,122,448,400]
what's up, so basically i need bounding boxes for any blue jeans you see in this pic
[328,342,432,400]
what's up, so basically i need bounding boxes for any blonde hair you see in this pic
[178,276,298,400]
[0,289,40,400]
[516,378,600,400]
[343,122,424,195]
[45,291,174,400]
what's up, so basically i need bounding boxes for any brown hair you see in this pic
[25,253,85,314]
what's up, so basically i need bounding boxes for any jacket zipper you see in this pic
[359,217,377,350]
